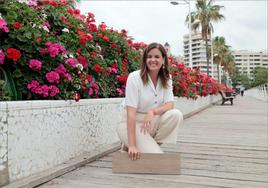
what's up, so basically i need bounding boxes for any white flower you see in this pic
[43,26,49,32]
[63,54,68,59]
[32,24,36,28]
[17,0,26,3]
[69,54,74,58]
[76,63,83,71]
[62,28,69,33]
[42,13,47,19]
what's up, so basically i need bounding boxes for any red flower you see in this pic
[13,22,22,29]
[103,35,109,42]
[88,23,97,32]
[36,36,42,42]
[94,64,102,73]
[6,48,21,61]
[74,9,80,15]
[110,43,117,48]
[90,51,97,57]
[117,75,128,85]
[121,66,127,73]
[97,33,103,38]
[86,74,92,83]
[77,55,87,68]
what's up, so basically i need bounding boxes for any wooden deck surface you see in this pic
[38,96,268,188]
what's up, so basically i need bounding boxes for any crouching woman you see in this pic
[117,42,183,160]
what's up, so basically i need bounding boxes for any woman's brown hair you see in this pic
[140,42,170,88]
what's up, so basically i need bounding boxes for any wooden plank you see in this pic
[112,152,180,174]
[49,166,267,188]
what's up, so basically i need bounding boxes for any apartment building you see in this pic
[183,32,219,79]
[233,50,268,78]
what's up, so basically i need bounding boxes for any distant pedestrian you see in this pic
[240,85,245,96]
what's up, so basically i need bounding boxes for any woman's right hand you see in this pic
[128,146,140,160]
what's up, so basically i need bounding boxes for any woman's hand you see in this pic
[141,109,155,134]
[128,146,140,160]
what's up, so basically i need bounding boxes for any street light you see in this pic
[211,31,214,78]
[170,0,192,68]
[214,53,221,83]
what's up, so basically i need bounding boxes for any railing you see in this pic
[244,84,268,102]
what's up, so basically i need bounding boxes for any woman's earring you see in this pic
[162,64,165,69]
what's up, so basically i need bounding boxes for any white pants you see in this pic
[116,109,183,153]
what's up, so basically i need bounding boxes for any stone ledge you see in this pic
[2,142,121,188]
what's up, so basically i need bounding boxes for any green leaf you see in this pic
[24,32,32,39]
[16,35,27,42]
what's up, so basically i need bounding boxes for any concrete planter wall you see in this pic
[0,95,220,185]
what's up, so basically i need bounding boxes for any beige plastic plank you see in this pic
[112,152,180,174]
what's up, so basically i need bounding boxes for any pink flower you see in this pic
[116,88,124,96]
[91,82,99,95]
[55,64,66,75]
[63,73,72,81]
[0,18,9,33]
[46,71,60,84]
[88,88,93,96]
[27,80,40,91]
[0,50,5,64]
[48,46,59,58]
[65,58,78,68]
[29,59,42,70]
[40,48,47,55]
[40,85,49,97]
[42,22,51,29]
[49,85,60,97]
[99,22,107,30]
[27,0,38,6]
[45,42,66,58]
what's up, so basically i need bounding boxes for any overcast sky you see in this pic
[78,0,267,56]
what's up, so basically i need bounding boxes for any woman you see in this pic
[117,42,183,160]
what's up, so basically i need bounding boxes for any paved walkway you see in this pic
[38,96,268,188]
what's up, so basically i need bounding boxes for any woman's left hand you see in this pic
[141,109,155,134]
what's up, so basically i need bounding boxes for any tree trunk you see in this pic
[205,36,210,76]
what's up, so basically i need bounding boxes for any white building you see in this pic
[183,32,218,79]
[233,50,268,78]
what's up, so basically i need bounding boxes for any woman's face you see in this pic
[146,48,164,73]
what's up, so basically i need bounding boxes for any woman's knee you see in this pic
[167,109,183,122]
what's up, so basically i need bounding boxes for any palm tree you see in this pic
[212,36,235,83]
[187,0,224,76]
[213,36,228,81]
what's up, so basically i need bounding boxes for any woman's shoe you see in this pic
[120,144,128,152]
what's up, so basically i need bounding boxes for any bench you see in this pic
[219,90,234,105]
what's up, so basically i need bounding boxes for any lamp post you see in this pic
[214,53,221,83]
[211,31,214,78]
[171,0,192,68]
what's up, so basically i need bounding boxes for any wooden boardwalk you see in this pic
[38,96,268,188]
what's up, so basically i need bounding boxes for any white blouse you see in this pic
[125,70,174,113]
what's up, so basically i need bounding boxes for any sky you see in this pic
[77,0,267,56]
